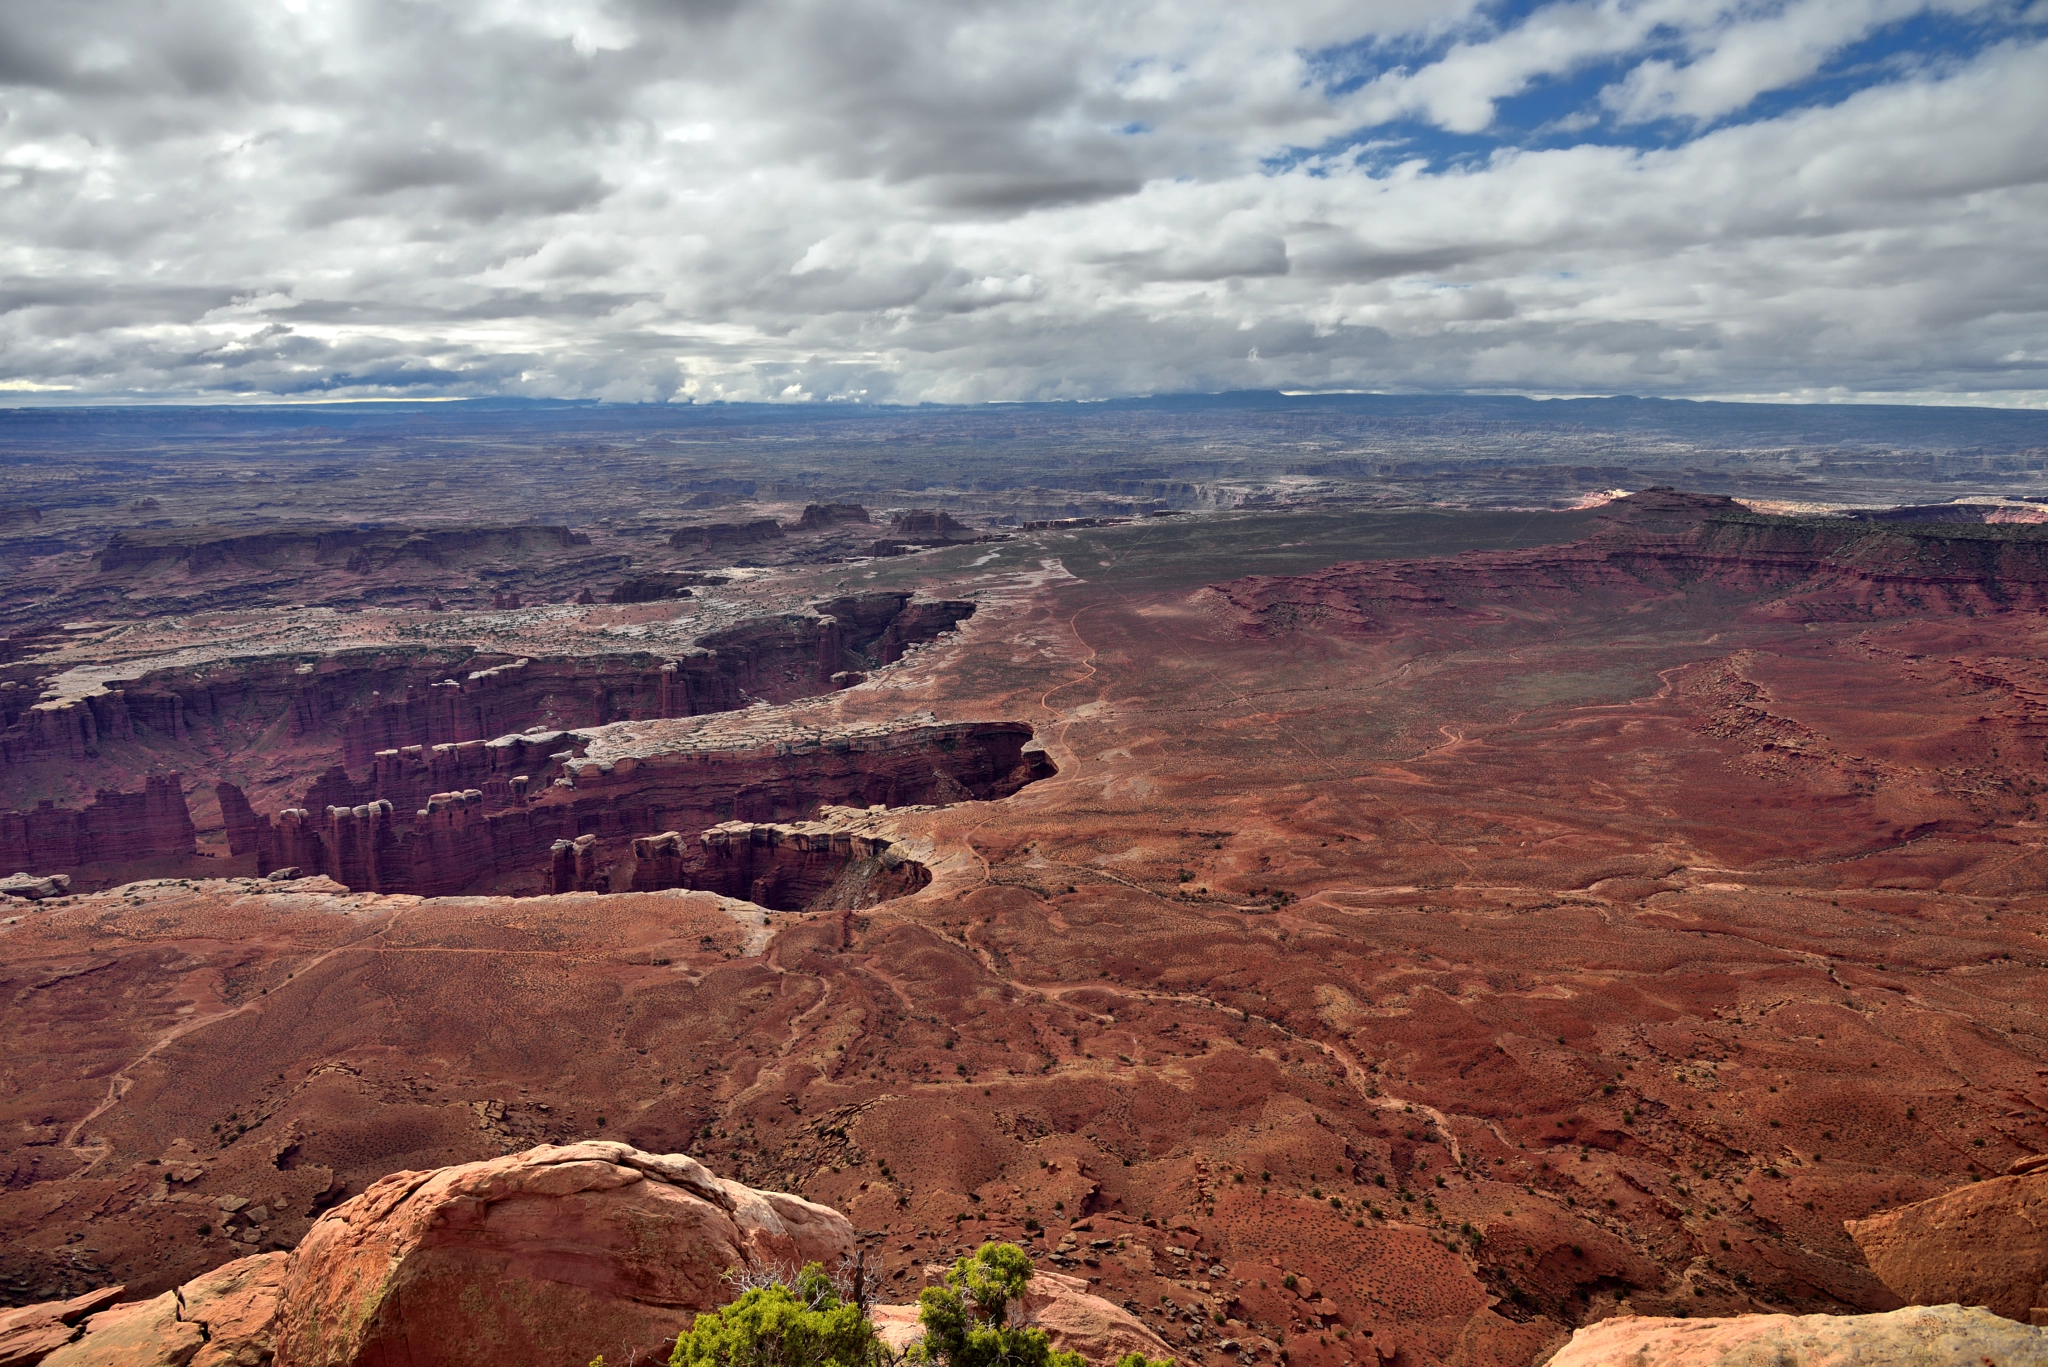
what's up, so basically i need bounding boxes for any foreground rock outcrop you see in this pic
[1545,1303,2048,1366]
[0,1254,285,1367]
[1016,1270,1177,1365]
[0,1146,848,1367]
[274,1141,851,1367]
[871,1269,1173,1366]
[1844,1168,2048,1325]
[0,1287,124,1367]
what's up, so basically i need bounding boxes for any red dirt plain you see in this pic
[5,492,2048,1367]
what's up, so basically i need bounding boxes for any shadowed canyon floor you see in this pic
[5,494,2048,1367]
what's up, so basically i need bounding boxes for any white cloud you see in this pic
[0,0,2041,403]
[1601,0,1999,125]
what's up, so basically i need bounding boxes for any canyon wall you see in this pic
[0,593,980,892]
[221,719,1049,898]
[0,773,195,874]
[1208,490,2048,637]
[93,524,592,575]
[684,819,933,910]
[1,593,974,772]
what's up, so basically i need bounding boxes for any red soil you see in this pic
[4,493,2047,1367]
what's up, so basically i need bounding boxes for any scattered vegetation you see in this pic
[655,1243,1112,1367]
[669,1262,885,1367]
[913,1243,1084,1367]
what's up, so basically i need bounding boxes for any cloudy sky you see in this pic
[2,0,2045,404]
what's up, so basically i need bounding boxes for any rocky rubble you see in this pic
[0,871,70,900]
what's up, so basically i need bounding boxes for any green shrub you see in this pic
[912,1243,1085,1367]
[671,1264,882,1367]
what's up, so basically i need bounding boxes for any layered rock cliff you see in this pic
[219,717,1049,897]
[93,525,593,576]
[682,815,933,910]
[669,519,785,552]
[0,774,195,876]
[1,592,973,774]
[1205,489,2048,638]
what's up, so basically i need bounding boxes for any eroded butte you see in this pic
[4,491,2048,1367]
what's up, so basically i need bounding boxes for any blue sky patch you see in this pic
[1281,1,2043,175]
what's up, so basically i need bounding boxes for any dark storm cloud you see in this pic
[1,0,2044,404]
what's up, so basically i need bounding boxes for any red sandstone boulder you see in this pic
[878,1268,1174,1365]
[0,1287,122,1367]
[182,1254,289,1367]
[1546,1304,2047,1365]
[7,1254,284,1367]
[1019,1269,1176,1364]
[35,1293,202,1367]
[272,1141,852,1367]
[1844,1171,2048,1324]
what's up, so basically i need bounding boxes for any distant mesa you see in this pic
[788,502,872,531]
[93,524,592,575]
[607,572,729,604]
[0,504,41,528]
[668,519,785,552]
[1843,500,2048,525]
[888,508,973,539]
[679,489,751,508]
[1208,486,2048,639]
[870,508,989,556]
